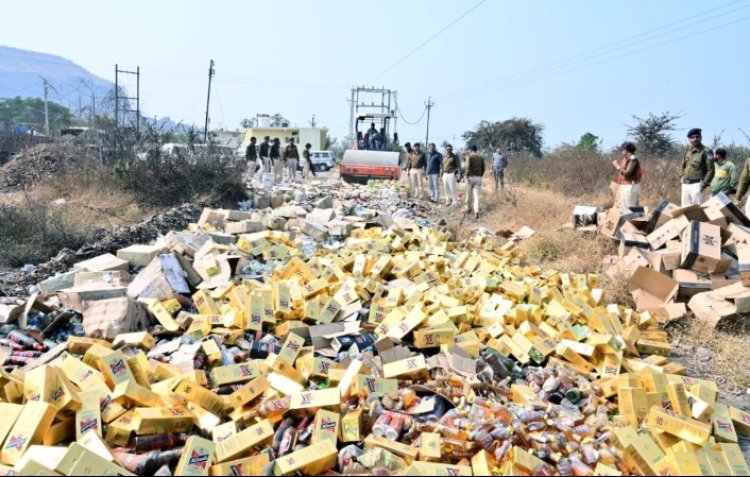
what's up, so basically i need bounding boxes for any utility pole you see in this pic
[204,59,215,143]
[310,114,316,128]
[43,78,50,136]
[114,64,118,125]
[424,97,435,147]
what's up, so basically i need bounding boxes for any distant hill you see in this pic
[0,46,114,117]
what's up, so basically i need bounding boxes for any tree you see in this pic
[628,112,681,156]
[240,118,255,128]
[462,117,544,157]
[577,132,599,151]
[324,131,334,150]
[270,114,290,127]
[0,96,80,134]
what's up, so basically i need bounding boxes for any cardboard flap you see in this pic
[628,267,678,311]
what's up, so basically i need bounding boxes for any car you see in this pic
[309,151,336,172]
[296,151,336,172]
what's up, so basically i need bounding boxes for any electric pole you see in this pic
[204,59,215,143]
[310,114,316,128]
[43,78,50,136]
[425,97,435,147]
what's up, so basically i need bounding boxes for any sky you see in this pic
[1,0,749,150]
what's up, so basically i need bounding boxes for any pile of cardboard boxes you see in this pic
[591,192,750,328]
[0,202,748,475]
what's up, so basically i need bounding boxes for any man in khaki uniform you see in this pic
[464,144,486,219]
[734,156,750,216]
[406,143,426,199]
[680,128,714,206]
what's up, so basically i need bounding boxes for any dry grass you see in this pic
[669,318,750,393]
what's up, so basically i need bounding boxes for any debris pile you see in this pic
[579,193,750,328]
[0,143,92,191]
[0,188,747,475]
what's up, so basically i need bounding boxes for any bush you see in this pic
[0,200,92,267]
[509,146,683,208]
[115,153,247,207]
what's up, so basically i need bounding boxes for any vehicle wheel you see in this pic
[320,165,329,172]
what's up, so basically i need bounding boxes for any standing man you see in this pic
[710,148,738,196]
[271,138,283,184]
[259,136,272,174]
[426,143,443,203]
[441,144,460,205]
[680,128,714,206]
[284,138,300,182]
[245,137,258,183]
[303,143,316,179]
[464,145,486,220]
[735,156,750,216]
[406,143,426,199]
[491,146,508,190]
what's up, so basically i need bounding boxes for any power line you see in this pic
[395,98,428,125]
[368,0,488,82]
[444,11,750,100]
[443,0,750,98]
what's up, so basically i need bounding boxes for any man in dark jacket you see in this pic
[441,144,461,205]
[426,143,443,203]
[259,136,272,173]
[245,137,258,183]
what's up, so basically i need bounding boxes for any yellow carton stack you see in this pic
[0,206,746,476]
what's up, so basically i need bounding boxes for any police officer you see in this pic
[680,128,714,206]
[259,136,272,174]
[245,137,258,183]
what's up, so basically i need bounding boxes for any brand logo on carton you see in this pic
[264,307,273,316]
[321,418,336,431]
[100,395,112,411]
[5,435,27,450]
[423,334,435,345]
[319,361,330,374]
[79,369,94,381]
[51,386,65,401]
[655,416,665,426]
[230,464,244,476]
[239,365,254,377]
[446,468,461,476]
[80,418,99,433]
[286,342,300,353]
[110,359,127,376]
[251,313,261,324]
[28,393,40,401]
[366,378,377,393]
[406,358,418,370]
[300,393,313,405]
[716,419,732,431]
[188,450,210,469]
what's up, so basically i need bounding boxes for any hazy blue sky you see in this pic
[2,0,749,149]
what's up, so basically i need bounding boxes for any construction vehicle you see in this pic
[340,87,403,184]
